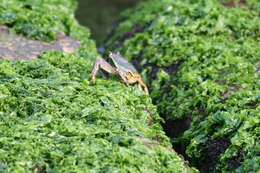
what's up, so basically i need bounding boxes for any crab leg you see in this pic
[91,58,117,83]
[137,78,149,95]
[138,83,143,91]
[118,71,131,86]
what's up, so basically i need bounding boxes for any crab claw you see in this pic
[91,76,96,84]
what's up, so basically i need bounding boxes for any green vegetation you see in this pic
[0,0,196,172]
[106,0,260,172]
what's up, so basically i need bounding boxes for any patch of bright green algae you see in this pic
[106,0,260,172]
[0,0,196,172]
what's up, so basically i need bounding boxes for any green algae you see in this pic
[0,56,195,172]
[0,0,196,172]
[106,0,260,172]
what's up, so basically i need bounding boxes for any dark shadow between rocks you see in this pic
[199,138,231,173]
[161,116,192,161]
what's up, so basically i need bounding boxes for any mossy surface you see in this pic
[0,56,196,172]
[0,0,196,172]
[106,0,260,172]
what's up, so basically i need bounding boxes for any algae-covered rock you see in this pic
[0,0,196,172]
[106,0,260,172]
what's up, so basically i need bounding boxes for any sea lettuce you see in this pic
[0,0,196,172]
[106,0,260,172]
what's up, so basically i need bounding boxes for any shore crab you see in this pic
[91,52,149,95]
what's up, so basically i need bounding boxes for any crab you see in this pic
[91,52,149,95]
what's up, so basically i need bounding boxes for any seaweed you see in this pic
[106,0,260,172]
[0,0,196,172]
